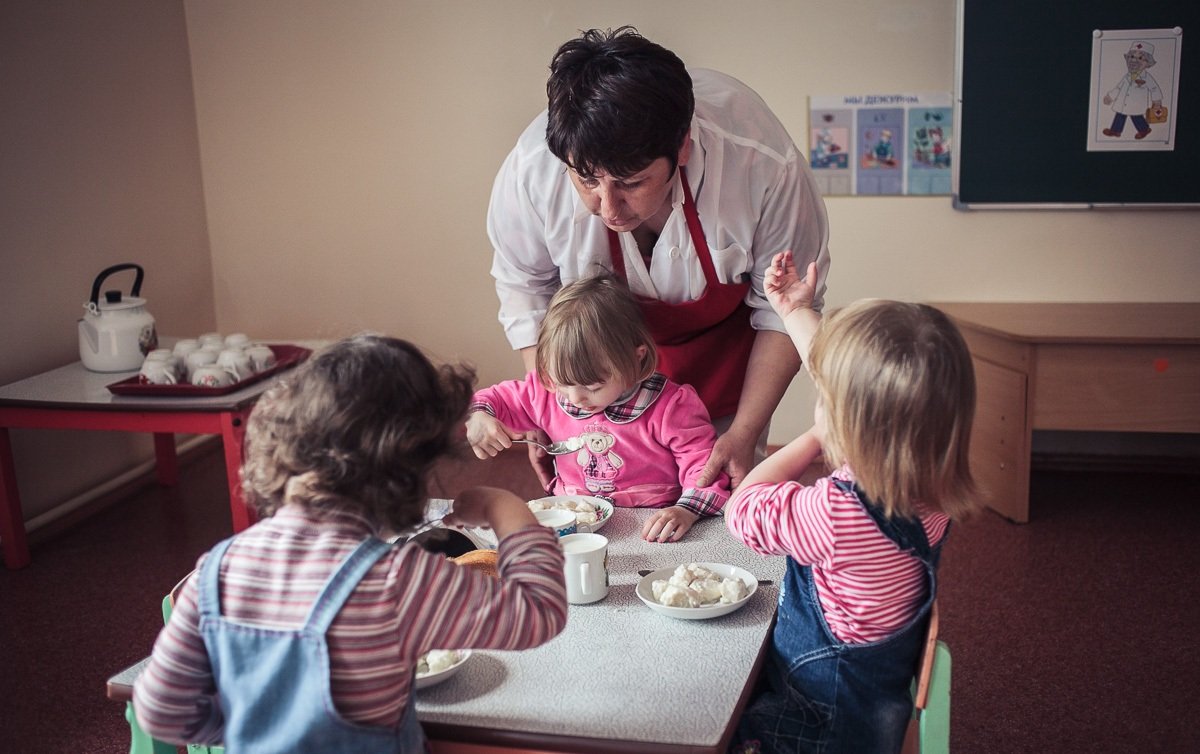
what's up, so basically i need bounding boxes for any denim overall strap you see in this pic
[199,535,424,753]
[196,536,236,620]
[304,537,393,632]
[846,480,947,569]
[732,482,945,754]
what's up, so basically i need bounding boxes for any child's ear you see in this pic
[635,344,653,377]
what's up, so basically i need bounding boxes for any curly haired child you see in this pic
[134,334,568,752]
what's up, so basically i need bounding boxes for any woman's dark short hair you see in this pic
[546,26,694,179]
[241,334,475,534]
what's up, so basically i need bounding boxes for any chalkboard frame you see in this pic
[952,0,1199,209]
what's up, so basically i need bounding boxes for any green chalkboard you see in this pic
[954,0,1198,208]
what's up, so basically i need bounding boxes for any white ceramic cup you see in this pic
[534,508,577,537]
[172,339,200,358]
[190,364,234,388]
[184,349,218,381]
[246,344,277,372]
[217,348,254,382]
[198,332,224,348]
[560,533,609,604]
[139,358,178,385]
[144,350,185,379]
[224,332,251,350]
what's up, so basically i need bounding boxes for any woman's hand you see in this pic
[523,428,558,494]
[641,506,700,543]
[696,427,756,491]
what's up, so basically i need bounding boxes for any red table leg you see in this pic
[153,433,178,486]
[220,410,256,531]
[0,428,31,569]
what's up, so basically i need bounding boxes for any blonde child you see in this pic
[727,252,979,754]
[134,334,568,752]
[467,274,730,543]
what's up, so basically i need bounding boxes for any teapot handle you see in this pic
[89,263,144,306]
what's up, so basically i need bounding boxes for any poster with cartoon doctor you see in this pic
[1088,28,1182,152]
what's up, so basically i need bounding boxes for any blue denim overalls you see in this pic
[198,536,428,753]
[732,481,945,754]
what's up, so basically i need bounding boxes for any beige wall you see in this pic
[1,1,213,520]
[4,1,1198,526]
[184,0,1200,443]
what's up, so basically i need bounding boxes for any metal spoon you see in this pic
[512,437,581,455]
[637,568,774,586]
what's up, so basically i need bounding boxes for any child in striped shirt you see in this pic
[727,252,980,754]
[133,334,568,753]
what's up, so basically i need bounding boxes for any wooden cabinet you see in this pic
[930,302,1200,523]
[970,358,1029,523]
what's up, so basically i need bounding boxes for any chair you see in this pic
[107,571,224,754]
[901,601,952,754]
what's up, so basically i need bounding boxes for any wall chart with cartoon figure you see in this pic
[1088,30,1182,152]
[809,93,953,196]
[955,0,1197,208]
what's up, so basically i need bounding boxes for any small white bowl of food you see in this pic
[635,562,758,620]
[527,495,614,532]
[414,649,472,689]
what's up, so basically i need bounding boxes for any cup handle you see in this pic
[580,563,590,595]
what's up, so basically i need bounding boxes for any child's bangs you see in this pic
[543,334,611,386]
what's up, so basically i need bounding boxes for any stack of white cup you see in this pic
[138,332,278,387]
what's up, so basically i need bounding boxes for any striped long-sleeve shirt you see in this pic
[133,504,568,744]
[725,467,948,644]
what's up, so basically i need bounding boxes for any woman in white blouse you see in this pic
[487,26,831,491]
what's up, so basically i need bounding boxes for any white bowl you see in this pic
[635,563,758,620]
[527,495,614,533]
[414,649,472,690]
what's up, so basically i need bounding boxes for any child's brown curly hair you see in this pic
[240,333,475,534]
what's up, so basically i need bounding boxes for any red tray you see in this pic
[107,345,312,397]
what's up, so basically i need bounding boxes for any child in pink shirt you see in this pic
[467,274,730,542]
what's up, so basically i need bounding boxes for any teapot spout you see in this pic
[79,318,99,354]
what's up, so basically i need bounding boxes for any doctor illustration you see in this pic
[487,26,832,491]
[1103,40,1164,140]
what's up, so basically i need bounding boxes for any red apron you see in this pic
[607,167,754,419]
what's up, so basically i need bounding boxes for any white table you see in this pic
[0,346,309,568]
[417,507,785,754]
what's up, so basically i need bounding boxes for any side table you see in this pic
[0,360,289,568]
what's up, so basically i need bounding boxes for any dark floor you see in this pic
[1,443,1198,753]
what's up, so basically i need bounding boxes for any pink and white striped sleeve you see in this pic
[724,478,837,566]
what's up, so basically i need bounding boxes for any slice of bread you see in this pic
[452,549,499,579]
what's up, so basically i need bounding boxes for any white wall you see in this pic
[183,0,1200,444]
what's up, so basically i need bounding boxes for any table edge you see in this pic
[927,301,1200,345]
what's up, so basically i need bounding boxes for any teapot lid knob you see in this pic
[104,290,122,304]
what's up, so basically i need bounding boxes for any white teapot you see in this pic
[78,263,158,372]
